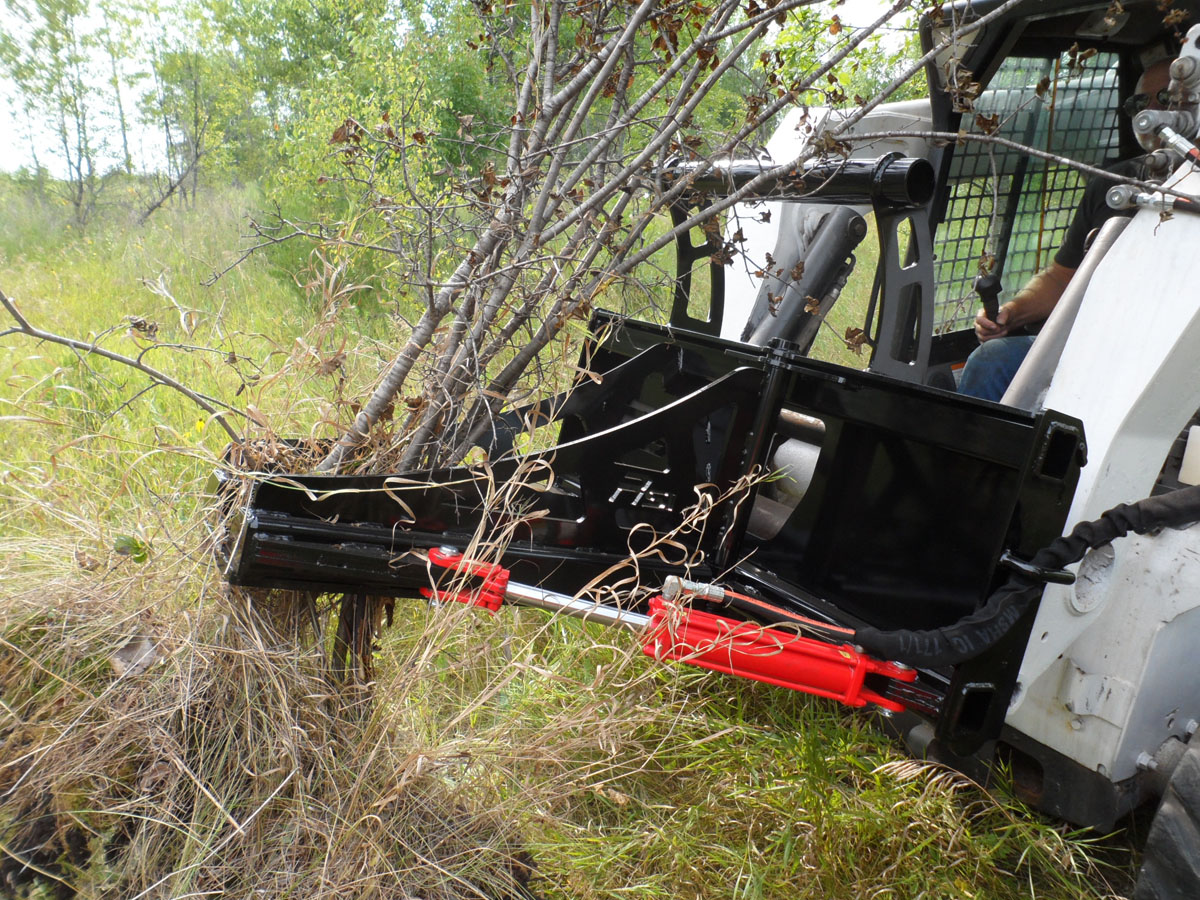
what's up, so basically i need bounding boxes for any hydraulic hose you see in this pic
[854,485,1200,668]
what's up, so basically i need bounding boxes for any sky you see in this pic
[1,80,165,176]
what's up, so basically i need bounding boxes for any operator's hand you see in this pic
[975,303,1011,342]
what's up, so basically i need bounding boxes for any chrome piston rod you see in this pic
[503,580,651,633]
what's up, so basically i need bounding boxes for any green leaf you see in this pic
[113,535,150,563]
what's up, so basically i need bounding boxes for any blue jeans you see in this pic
[957,336,1036,402]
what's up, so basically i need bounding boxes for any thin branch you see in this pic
[202,229,308,287]
[139,145,206,225]
[0,288,244,442]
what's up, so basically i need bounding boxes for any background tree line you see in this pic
[1,0,920,226]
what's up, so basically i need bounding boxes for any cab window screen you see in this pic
[934,53,1121,333]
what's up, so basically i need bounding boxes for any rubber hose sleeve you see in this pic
[854,485,1200,667]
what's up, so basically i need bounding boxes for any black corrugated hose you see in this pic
[854,484,1200,668]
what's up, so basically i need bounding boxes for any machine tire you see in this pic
[1135,739,1200,900]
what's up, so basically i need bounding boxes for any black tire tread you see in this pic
[1136,739,1200,900]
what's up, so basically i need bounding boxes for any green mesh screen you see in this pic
[934,53,1122,332]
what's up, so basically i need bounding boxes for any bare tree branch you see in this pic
[139,145,207,225]
[0,287,245,442]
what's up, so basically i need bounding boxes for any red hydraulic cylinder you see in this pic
[642,596,916,713]
[420,548,916,714]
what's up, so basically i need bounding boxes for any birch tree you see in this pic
[262,0,934,474]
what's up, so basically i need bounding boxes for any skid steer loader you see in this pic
[212,0,1200,894]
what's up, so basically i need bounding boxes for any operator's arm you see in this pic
[974,157,1136,343]
[974,262,1074,342]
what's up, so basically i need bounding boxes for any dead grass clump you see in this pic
[0,581,537,900]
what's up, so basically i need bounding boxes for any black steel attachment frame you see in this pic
[214,311,1083,754]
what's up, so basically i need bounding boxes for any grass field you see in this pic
[0,178,1139,899]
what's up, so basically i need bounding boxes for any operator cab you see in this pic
[920,0,1196,393]
[674,0,1200,395]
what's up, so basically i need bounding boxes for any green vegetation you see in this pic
[0,0,1153,893]
[0,174,1138,897]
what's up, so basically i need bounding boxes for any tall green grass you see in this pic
[0,180,1137,899]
